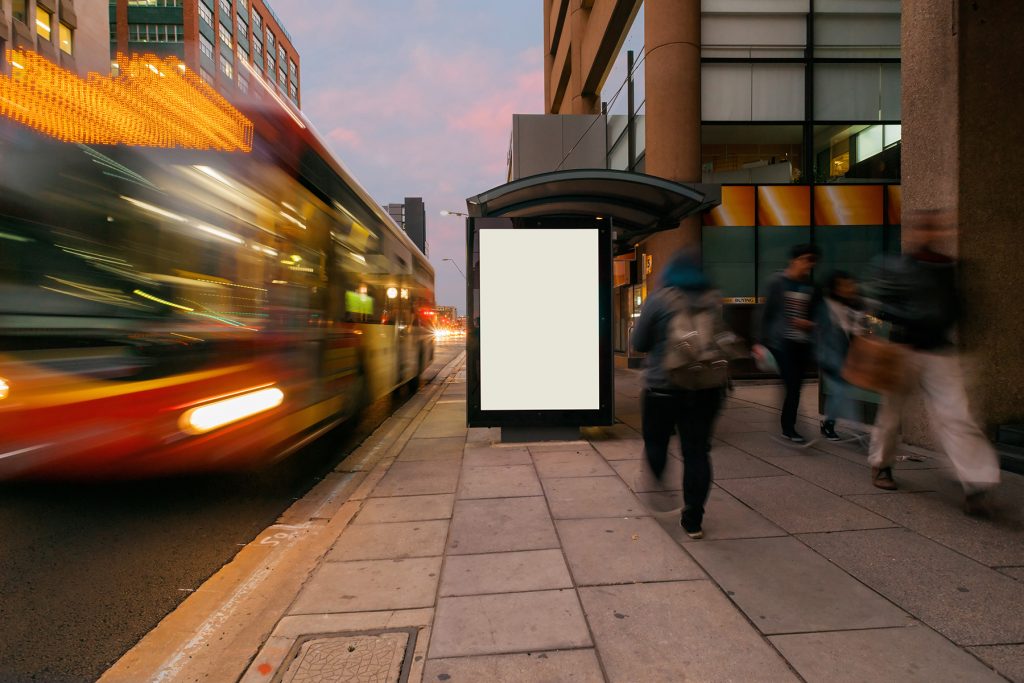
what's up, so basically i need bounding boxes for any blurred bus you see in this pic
[0,84,433,479]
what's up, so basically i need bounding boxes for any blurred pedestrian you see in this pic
[632,249,739,539]
[816,271,865,440]
[758,243,822,443]
[865,208,1000,513]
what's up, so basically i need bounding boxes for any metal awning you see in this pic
[466,169,720,252]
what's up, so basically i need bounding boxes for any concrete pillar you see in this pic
[641,0,701,272]
[568,0,599,114]
[902,0,1024,443]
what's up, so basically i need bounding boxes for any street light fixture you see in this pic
[442,258,466,280]
[440,209,468,217]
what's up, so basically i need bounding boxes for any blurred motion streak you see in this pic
[0,50,253,152]
[181,385,285,435]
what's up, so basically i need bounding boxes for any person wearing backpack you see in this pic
[758,243,822,443]
[631,249,739,539]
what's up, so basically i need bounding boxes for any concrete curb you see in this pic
[99,351,466,683]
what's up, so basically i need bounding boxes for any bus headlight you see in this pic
[0,377,9,401]
[180,386,284,435]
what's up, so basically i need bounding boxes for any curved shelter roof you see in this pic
[465,169,720,252]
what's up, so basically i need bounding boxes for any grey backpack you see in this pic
[662,291,736,390]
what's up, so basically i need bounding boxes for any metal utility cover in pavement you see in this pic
[279,630,415,683]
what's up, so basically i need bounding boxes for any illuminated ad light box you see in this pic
[466,217,613,431]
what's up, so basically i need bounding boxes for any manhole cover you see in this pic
[281,632,410,683]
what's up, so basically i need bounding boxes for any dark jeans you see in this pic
[641,387,724,527]
[773,340,812,434]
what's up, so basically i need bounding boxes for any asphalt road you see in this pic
[0,339,463,683]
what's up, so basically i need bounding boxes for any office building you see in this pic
[384,197,427,255]
[537,0,1024,450]
[108,0,299,106]
[1,0,109,75]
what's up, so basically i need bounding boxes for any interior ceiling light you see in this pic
[0,50,253,152]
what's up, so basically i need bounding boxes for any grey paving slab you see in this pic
[718,430,827,459]
[457,464,543,499]
[686,536,910,634]
[396,436,465,462]
[646,487,787,542]
[800,528,1024,645]
[999,567,1024,582]
[542,476,646,519]
[429,590,592,658]
[354,494,454,524]
[590,438,644,461]
[616,411,642,431]
[526,440,593,452]
[816,437,954,470]
[847,491,1024,567]
[719,406,779,422]
[462,444,533,467]
[439,549,572,597]
[557,517,704,585]
[609,457,682,493]
[414,404,468,439]
[771,625,1007,683]
[710,442,788,479]
[771,450,934,496]
[718,475,896,533]
[447,497,559,555]
[370,460,460,497]
[466,427,500,445]
[423,650,605,683]
[531,447,615,478]
[579,581,798,682]
[325,519,448,561]
[581,423,640,441]
[289,557,441,614]
[968,645,1024,683]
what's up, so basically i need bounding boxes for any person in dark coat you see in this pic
[758,243,822,443]
[631,249,735,539]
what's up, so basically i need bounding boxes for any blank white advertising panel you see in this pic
[480,228,599,411]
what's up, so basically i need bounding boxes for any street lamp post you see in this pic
[442,258,466,280]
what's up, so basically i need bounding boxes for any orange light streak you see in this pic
[0,50,253,152]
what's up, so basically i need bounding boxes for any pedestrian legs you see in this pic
[918,352,1001,493]
[675,388,723,530]
[776,341,811,435]
[641,389,676,479]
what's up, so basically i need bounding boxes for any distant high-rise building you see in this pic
[108,0,300,106]
[1,0,109,76]
[383,196,427,255]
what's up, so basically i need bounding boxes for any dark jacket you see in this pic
[759,272,820,351]
[866,250,958,350]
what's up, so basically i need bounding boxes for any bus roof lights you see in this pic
[0,50,254,152]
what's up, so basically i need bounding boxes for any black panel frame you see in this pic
[466,216,614,429]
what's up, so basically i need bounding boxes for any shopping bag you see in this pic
[841,334,907,393]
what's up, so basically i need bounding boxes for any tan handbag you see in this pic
[841,334,907,393]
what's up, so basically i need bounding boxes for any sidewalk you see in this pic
[145,354,1024,681]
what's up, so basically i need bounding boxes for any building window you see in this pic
[288,81,297,103]
[277,65,286,88]
[200,67,214,85]
[199,2,213,27]
[701,63,805,121]
[236,14,247,40]
[252,11,262,32]
[128,0,184,6]
[59,23,73,54]
[199,34,214,60]
[701,124,804,183]
[128,24,184,43]
[266,30,275,54]
[36,6,53,41]
[253,34,263,62]
[289,58,297,82]
[219,23,232,47]
[13,0,28,23]
[814,63,901,121]
[238,70,248,93]
[219,0,232,21]
[220,54,233,79]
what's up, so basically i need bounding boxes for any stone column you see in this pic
[902,0,1024,444]
[569,0,599,114]
[641,0,701,283]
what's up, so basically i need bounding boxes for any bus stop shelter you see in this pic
[463,169,718,441]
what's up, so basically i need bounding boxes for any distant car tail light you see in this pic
[180,386,284,435]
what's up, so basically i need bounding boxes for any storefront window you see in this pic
[701,125,803,183]
[814,124,900,181]
[814,63,901,120]
[702,63,805,121]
